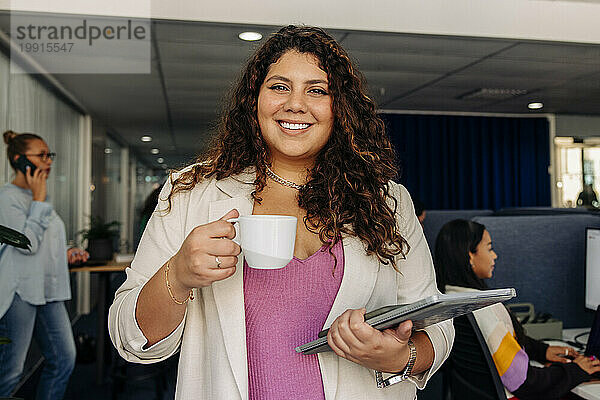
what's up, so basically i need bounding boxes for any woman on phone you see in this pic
[0,130,88,399]
[109,26,453,399]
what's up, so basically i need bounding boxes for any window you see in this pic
[555,137,600,209]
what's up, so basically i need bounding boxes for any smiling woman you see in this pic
[109,25,454,400]
[257,51,334,167]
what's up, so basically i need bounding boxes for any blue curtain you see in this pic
[381,114,551,210]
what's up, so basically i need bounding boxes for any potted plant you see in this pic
[79,216,121,262]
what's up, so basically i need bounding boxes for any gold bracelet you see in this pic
[164,260,194,305]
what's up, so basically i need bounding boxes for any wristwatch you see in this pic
[375,339,417,388]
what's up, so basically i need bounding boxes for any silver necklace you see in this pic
[265,166,305,190]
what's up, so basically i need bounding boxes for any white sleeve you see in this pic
[108,176,188,363]
[391,183,455,389]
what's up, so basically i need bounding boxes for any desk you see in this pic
[544,329,600,400]
[563,328,592,347]
[572,382,600,400]
[70,263,128,384]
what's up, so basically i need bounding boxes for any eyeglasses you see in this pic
[22,152,57,162]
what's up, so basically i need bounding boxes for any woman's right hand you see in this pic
[168,209,241,294]
[25,167,48,202]
[573,354,600,376]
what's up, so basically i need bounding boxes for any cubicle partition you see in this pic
[423,209,494,251]
[494,207,595,216]
[473,214,600,328]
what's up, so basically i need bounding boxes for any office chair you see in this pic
[448,313,508,400]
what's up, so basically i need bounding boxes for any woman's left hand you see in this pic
[546,345,580,363]
[327,308,413,372]
[67,247,90,265]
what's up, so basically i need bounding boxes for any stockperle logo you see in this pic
[15,19,147,46]
[10,12,151,74]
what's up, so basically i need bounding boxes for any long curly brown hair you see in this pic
[167,25,409,269]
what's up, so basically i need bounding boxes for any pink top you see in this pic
[243,240,344,400]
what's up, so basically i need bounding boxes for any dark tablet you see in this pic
[296,288,516,355]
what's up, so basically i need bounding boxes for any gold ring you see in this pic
[215,256,222,268]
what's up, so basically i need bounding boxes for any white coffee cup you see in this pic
[228,215,297,269]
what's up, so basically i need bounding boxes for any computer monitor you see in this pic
[585,227,600,310]
[585,305,600,358]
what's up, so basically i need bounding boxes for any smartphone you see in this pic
[15,155,37,175]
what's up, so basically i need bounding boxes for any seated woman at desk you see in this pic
[434,219,600,399]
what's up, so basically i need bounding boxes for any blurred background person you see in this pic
[413,198,426,226]
[138,186,162,240]
[577,183,599,209]
[0,130,88,400]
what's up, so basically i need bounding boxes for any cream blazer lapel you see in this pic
[318,233,380,400]
[208,173,254,400]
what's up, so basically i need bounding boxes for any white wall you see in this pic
[555,115,600,138]
[3,0,600,44]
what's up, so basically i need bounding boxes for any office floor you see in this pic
[14,310,178,400]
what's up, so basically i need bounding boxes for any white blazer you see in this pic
[108,168,454,400]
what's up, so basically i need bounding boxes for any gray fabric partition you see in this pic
[473,214,600,328]
[494,207,594,216]
[423,209,494,251]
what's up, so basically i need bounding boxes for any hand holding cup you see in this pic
[168,209,241,294]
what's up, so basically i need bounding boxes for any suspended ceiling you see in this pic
[1,17,600,169]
